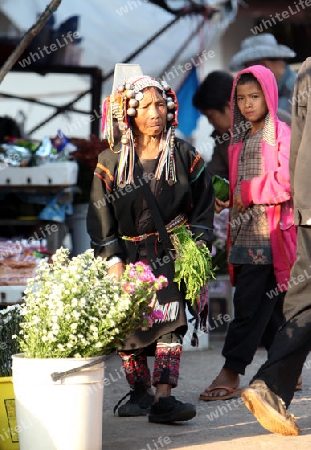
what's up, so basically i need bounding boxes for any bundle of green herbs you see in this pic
[171,225,216,305]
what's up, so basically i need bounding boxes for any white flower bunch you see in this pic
[18,248,167,358]
[0,304,22,376]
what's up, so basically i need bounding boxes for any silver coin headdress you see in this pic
[102,64,178,186]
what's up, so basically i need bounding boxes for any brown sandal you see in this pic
[199,385,242,401]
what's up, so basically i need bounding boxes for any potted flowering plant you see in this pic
[17,247,166,358]
[11,247,167,450]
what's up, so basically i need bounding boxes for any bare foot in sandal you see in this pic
[199,368,241,401]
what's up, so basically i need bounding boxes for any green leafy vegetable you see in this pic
[171,225,216,305]
[212,175,229,202]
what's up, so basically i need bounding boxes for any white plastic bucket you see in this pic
[12,355,105,450]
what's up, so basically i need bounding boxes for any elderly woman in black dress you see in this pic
[87,65,214,423]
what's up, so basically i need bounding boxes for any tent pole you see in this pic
[158,16,206,80]
[0,0,63,84]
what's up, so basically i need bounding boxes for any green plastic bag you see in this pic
[212,175,229,202]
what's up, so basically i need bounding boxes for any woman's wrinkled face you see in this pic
[132,87,167,137]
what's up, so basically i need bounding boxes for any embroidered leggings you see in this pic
[119,333,183,388]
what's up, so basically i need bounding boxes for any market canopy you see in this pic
[0,0,237,139]
[1,0,237,91]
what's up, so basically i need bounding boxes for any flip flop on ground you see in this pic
[199,385,243,401]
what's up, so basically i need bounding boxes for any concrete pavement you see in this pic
[102,336,311,450]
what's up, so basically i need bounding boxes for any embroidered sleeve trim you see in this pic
[190,164,206,184]
[190,154,201,173]
[96,163,114,181]
[94,172,113,192]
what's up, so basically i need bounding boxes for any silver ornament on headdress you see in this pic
[126,76,165,99]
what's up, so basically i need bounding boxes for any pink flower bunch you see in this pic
[121,262,167,328]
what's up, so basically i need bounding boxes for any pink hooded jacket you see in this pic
[228,65,297,291]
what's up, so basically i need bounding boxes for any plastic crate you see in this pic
[0,286,25,304]
[0,162,78,186]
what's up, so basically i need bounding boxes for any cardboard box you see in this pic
[0,162,78,186]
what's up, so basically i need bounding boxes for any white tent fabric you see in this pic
[1,0,236,92]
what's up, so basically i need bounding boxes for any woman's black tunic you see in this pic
[87,137,215,350]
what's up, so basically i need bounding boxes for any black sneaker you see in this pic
[242,379,300,436]
[115,383,154,417]
[148,396,196,423]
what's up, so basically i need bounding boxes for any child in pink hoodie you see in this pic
[200,65,297,401]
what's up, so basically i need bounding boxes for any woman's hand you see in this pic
[215,197,230,214]
[233,194,246,213]
[108,262,125,281]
